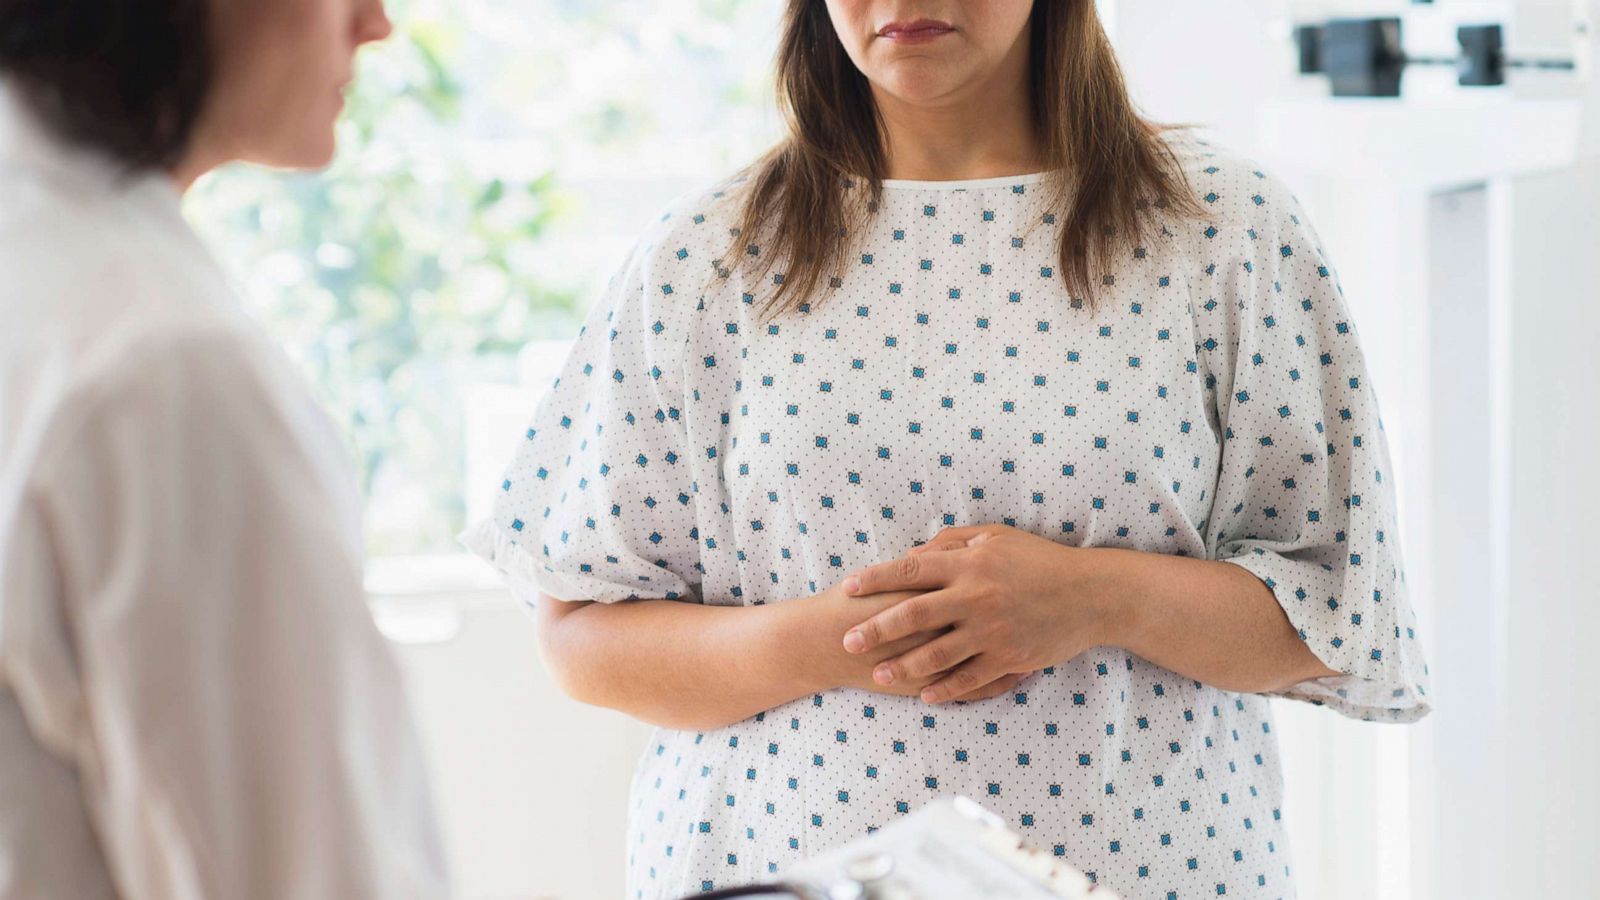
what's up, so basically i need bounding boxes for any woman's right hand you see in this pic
[797,579,1028,703]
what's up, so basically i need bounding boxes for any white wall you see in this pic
[376,582,652,900]
[1111,2,1600,898]
[1497,159,1600,899]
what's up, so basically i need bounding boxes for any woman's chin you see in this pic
[300,139,339,170]
[249,134,339,172]
[875,68,974,108]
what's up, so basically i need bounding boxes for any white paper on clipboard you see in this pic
[779,796,1118,900]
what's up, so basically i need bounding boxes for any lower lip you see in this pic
[879,26,954,45]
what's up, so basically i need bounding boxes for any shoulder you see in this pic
[1157,127,1309,233]
[60,324,303,461]
[0,173,244,359]
[595,173,751,330]
[17,317,331,509]
[631,173,750,270]
[0,172,301,469]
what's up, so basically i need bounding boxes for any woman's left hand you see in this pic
[839,524,1134,704]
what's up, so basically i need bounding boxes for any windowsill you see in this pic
[365,551,508,598]
[365,552,519,645]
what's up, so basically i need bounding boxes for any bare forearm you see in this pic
[1097,548,1340,693]
[537,594,822,731]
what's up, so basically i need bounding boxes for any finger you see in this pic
[918,655,1008,705]
[907,538,968,555]
[923,525,989,548]
[948,672,1022,703]
[843,548,955,597]
[872,631,978,685]
[844,589,962,655]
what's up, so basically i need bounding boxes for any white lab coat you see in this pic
[0,85,450,899]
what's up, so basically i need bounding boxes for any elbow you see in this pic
[1252,652,1344,695]
[529,594,752,733]
[644,706,749,733]
[536,628,739,732]
[531,601,603,707]
[532,606,681,726]
[534,625,601,710]
[535,645,589,706]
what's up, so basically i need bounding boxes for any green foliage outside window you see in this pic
[187,0,775,556]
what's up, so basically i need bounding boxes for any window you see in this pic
[185,0,781,559]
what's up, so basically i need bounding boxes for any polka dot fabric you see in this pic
[463,131,1430,899]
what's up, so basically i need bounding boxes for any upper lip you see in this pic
[877,18,955,37]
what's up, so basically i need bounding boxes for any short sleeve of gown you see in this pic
[1190,162,1431,722]
[462,226,705,605]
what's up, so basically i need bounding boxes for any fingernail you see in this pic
[920,689,938,703]
[843,631,865,653]
[873,665,894,685]
[842,575,860,594]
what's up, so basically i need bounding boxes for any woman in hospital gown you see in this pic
[466,2,1431,898]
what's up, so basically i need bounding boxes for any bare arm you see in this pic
[1103,548,1341,694]
[533,583,1023,731]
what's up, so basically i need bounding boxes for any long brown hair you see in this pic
[725,0,1204,320]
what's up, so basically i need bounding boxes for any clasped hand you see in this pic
[839,524,1125,704]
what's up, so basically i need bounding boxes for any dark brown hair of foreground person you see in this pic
[0,0,211,170]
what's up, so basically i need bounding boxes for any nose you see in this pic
[356,0,394,45]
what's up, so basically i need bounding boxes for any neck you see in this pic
[170,147,219,195]
[170,120,230,194]
[170,166,200,195]
[873,49,1041,181]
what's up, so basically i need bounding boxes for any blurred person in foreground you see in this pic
[0,0,449,897]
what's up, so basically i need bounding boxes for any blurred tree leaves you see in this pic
[186,0,774,557]
[187,0,578,554]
